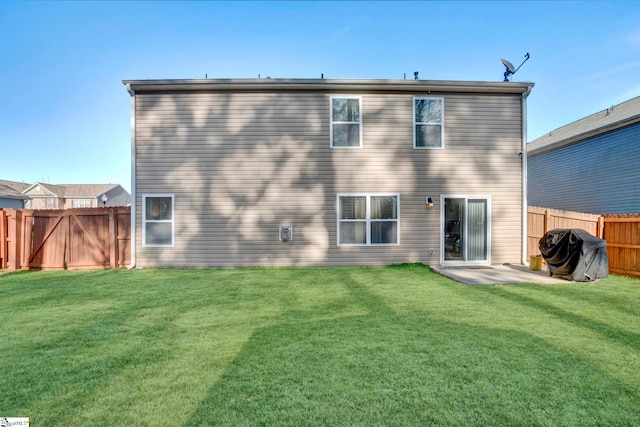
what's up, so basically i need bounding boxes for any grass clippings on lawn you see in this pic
[1,264,639,426]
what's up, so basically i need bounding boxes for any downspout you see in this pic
[521,84,533,265]
[126,83,136,269]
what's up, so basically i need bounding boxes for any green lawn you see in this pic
[1,265,639,426]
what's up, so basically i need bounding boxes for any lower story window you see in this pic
[337,194,399,246]
[143,194,174,246]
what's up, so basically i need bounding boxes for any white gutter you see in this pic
[126,83,136,269]
[123,78,534,95]
[521,84,533,265]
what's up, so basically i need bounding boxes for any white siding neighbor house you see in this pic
[528,96,640,214]
[123,78,534,268]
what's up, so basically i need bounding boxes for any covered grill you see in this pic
[538,229,608,281]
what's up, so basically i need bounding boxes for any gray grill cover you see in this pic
[538,229,608,281]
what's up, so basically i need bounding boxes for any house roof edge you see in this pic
[528,95,640,156]
[528,115,640,156]
[122,78,534,95]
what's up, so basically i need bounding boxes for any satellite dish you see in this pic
[501,59,516,74]
[501,53,530,81]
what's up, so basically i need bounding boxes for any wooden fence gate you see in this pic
[0,207,130,270]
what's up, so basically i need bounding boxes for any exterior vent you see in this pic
[279,226,293,242]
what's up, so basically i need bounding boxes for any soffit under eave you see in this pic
[0,193,31,200]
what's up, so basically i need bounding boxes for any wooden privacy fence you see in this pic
[603,214,640,279]
[3,205,637,276]
[527,206,604,258]
[528,206,640,278]
[1,207,130,271]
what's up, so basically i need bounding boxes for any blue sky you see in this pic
[1,1,639,193]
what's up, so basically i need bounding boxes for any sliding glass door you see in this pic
[442,196,490,264]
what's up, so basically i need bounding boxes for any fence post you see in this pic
[20,210,32,270]
[108,207,118,269]
[8,210,23,270]
[597,216,604,238]
[544,209,550,234]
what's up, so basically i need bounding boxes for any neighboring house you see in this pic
[123,77,534,268]
[23,183,131,209]
[0,179,30,209]
[528,96,640,214]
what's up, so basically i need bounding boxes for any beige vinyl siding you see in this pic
[134,89,523,267]
[28,198,59,210]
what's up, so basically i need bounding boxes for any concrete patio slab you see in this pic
[432,264,571,285]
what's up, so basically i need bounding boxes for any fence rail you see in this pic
[1,207,130,271]
[528,206,640,278]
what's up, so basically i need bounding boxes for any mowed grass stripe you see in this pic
[1,265,639,426]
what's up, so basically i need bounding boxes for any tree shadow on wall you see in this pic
[138,88,525,266]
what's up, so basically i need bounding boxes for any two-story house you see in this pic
[123,78,534,267]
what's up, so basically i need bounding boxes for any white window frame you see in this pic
[142,194,175,247]
[72,199,92,208]
[337,193,400,246]
[330,95,363,148]
[413,96,444,149]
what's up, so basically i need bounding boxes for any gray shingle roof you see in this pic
[54,184,120,198]
[0,179,31,193]
[0,180,30,200]
[528,95,640,156]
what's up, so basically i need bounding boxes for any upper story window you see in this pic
[72,199,92,208]
[331,96,362,148]
[143,194,174,247]
[414,97,444,149]
[337,194,399,246]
